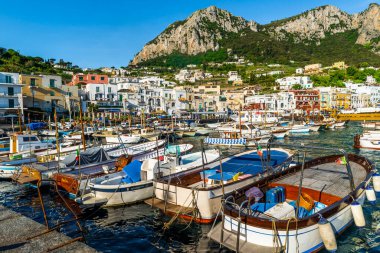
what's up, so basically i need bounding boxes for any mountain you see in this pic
[132,4,380,66]
[131,6,257,64]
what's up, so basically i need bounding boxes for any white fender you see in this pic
[351,201,366,227]
[318,216,337,252]
[372,173,380,192]
[365,186,376,204]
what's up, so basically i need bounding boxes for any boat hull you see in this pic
[219,192,365,253]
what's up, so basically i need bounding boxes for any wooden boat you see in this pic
[12,147,115,186]
[195,127,214,136]
[289,125,310,134]
[145,148,295,223]
[75,146,207,207]
[208,151,374,253]
[183,130,197,137]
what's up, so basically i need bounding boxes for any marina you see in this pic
[1,121,380,252]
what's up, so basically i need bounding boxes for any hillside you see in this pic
[132,4,380,67]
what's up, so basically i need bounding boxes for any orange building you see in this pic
[70,73,108,85]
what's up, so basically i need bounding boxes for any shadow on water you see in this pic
[0,122,380,252]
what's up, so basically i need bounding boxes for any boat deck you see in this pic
[144,198,195,216]
[273,161,367,197]
[208,223,282,253]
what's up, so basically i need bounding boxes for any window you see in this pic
[67,92,72,96]
[8,99,14,108]
[96,87,100,92]
[91,76,96,80]
[23,136,38,142]
[100,77,105,81]
[5,75,12,83]
[30,78,36,87]
[8,87,14,96]
[79,76,84,81]
[108,87,111,92]
[49,79,55,88]
[50,91,55,96]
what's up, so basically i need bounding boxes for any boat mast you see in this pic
[79,97,86,151]
[54,108,60,173]
[239,109,242,137]
[18,108,22,133]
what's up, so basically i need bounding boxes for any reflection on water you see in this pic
[1,122,380,252]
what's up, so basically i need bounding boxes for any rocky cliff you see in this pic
[132,4,380,65]
[132,6,257,65]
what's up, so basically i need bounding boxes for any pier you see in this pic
[0,205,96,252]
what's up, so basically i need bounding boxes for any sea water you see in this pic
[1,122,380,252]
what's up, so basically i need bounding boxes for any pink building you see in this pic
[70,74,108,85]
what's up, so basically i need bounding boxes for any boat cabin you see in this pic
[10,134,54,154]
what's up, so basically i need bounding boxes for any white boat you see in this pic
[354,133,380,150]
[147,148,294,223]
[106,134,141,144]
[216,123,270,138]
[76,149,220,207]
[289,125,310,134]
[230,111,279,124]
[107,140,166,158]
[206,122,222,129]
[208,152,372,253]
[62,127,95,141]
[195,127,214,136]
[9,134,55,158]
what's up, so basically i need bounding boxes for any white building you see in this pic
[245,92,295,111]
[0,72,23,117]
[83,83,118,102]
[366,75,377,85]
[228,71,241,82]
[276,76,313,90]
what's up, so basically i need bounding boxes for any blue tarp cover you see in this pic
[27,122,46,130]
[122,160,142,183]
[210,150,288,176]
[208,172,235,181]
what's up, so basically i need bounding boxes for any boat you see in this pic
[75,148,218,207]
[106,134,141,144]
[8,133,55,158]
[106,140,166,158]
[146,148,295,223]
[0,157,37,179]
[230,111,279,124]
[288,125,310,134]
[353,133,380,150]
[62,127,95,141]
[208,149,373,253]
[206,122,222,129]
[195,127,214,136]
[182,130,197,137]
[12,147,115,185]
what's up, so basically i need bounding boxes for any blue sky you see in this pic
[0,0,375,68]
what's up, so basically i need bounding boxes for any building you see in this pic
[70,73,108,86]
[351,93,371,109]
[245,92,295,111]
[20,74,79,115]
[296,68,304,74]
[335,90,351,110]
[276,76,313,90]
[304,64,322,74]
[0,72,23,118]
[366,75,377,85]
[290,89,320,111]
[332,61,346,69]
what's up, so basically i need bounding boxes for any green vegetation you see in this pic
[140,49,229,68]
[0,47,81,75]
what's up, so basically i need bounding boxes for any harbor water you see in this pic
[1,122,380,252]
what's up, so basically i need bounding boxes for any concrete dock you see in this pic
[0,205,97,252]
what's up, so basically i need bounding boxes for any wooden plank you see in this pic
[208,223,281,253]
[145,198,194,215]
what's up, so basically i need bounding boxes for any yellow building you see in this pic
[20,74,79,114]
[332,61,346,69]
[336,92,351,110]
